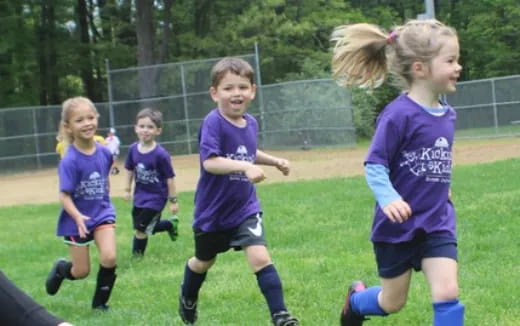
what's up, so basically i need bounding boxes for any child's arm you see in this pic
[203,156,266,184]
[365,163,412,223]
[59,192,90,238]
[255,150,290,176]
[123,169,134,201]
[166,177,179,214]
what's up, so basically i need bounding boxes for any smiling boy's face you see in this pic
[210,71,256,123]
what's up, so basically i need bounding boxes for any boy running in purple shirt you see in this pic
[332,20,464,326]
[124,108,180,256]
[45,97,117,311]
[178,57,299,326]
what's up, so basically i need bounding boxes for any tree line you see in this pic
[1,0,519,108]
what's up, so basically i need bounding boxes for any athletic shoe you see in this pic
[179,286,197,324]
[45,258,67,295]
[272,310,299,326]
[340,281,368,326]
[93,304,110,311]
[166,216,179,241]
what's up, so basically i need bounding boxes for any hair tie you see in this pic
[387,31,397,45]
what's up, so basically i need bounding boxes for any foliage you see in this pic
[1,158,520,325]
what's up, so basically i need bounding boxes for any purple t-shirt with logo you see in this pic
[194,109,261,231]
[365,94,457,243]
[57,143,115,236]
[125,142,175,211]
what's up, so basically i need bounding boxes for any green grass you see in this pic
[455,125,520,138]
[1,158,520,325]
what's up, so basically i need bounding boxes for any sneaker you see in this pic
[166,216,179,241]
[45,258,67,295]
[179,287,197,324]
[272,310,299,326]
[340,281,368,326]
[93,304,110,311]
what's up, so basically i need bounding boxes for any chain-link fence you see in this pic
[0,54,355,174]
[446,75,520,138]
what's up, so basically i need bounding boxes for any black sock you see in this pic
[58,261,75,280]
[181,262,206,300]
[153,220,172,234]
[133,237,148,255]
[92,265,117,308]
[256,264,286,315]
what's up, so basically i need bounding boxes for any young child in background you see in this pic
[123,108,179,256]
[45,97,117,311]
[105,127,121,175]
[331,20,464,326]
[178,57,298,326]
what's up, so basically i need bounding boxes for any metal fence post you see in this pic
[32,107,41,168]
[180,64,192,154]
[491,79,498,134]
[254,42,265,147]
[105,59,115,128]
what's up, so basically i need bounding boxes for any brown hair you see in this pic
[331,19,458,90]
[58,96,99,153]
[211,57,255,88]
[136,107,163,128]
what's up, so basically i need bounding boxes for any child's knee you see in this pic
[72,265,90,279]
[189,256,214,273]
[432,282,459,302]
[381,297,407,313]
[99,253,117,268]
[249,255,271,271]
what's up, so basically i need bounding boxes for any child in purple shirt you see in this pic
[178,57,299,326]
[45,97,117,311]
[331,20,464,325]
[124,108,180,256]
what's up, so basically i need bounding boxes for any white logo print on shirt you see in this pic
[400,137,452,183]
[75,171,106,200]
[226,145,255,182]
[135,163,160,184]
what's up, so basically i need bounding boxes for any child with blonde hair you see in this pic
[46,96,117,311]
[331,19,464,326]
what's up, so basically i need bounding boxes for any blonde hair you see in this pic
[58,96,99,153]
[211,57,255,88]
[331,19,458,90]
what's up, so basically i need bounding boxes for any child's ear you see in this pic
[250,84,257,100]
[411,61,428,79]
[156,127,162,135]
[209,86,218,103]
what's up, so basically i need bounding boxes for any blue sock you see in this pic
[256,264,286,315]
[153,220,172,233]
[132,237,148,255]
[433,299,464,326]
[350,286,388,316]
[181,263,206,300]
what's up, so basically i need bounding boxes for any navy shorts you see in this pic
[194,213,266,261]
[373,233,458,278]
[63,220,115,246]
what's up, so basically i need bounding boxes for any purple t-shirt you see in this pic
[194,109,261,231]
[125,142,175,211]
[365,94,457,243]
[57,143,115,236]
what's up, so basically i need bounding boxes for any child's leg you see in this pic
[181,257,215,299]
[92,226,117,309]
[422,257,464,326]
[245,245,290,316]
[133,230,148,256]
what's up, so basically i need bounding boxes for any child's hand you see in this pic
[74,215,90,238]
[275,158,290,176]
[245,165,266,184]
[383,199,412,223]
[169,202,179,215]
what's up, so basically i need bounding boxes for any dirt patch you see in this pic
[1,138,518,207]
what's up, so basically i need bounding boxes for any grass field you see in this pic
[1,158,519,325]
